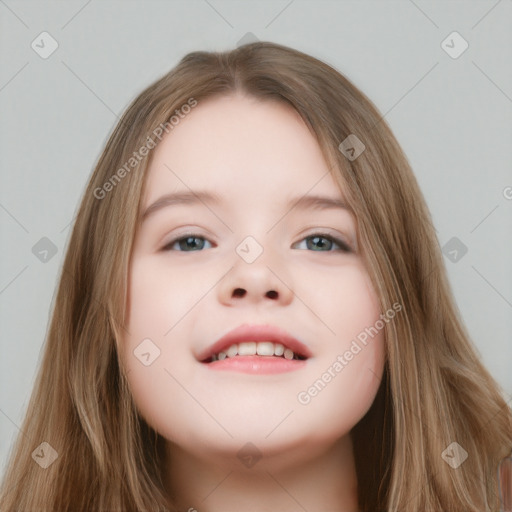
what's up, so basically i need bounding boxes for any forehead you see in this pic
[143,94,345,207]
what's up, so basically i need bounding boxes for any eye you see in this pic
[161,232,352,253]
[294,233,352,253]
[162,235,213,252]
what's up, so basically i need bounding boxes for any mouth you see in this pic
[198,324,311,374]
[204,341,307,362]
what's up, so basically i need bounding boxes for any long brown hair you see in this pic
[1,41,510,512]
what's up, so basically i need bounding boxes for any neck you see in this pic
[164,434,359,512]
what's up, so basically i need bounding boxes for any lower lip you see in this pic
[204,355,307,374]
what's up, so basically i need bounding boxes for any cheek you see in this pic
[292,265,386,438]
[293,331,386,447]
[124,256,208,340]
[119,260,193,434]
[300,260,382,343]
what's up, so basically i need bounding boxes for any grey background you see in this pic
[1,0,511,474]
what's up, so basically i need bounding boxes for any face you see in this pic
[119,93,386,466]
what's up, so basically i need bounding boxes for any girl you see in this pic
[1,41,510,512]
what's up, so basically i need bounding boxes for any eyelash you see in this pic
[161,232,352,253]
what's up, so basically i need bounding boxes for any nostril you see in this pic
[233,288,245,297]
[266,290,278,299]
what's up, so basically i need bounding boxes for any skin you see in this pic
[119,93,386,512]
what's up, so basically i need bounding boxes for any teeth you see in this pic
[283,348,294,360]
[210,341,302,362]
[274,343,284,356]
[238,341,256,356]
[256,342,274,356]
[226,344,238,358]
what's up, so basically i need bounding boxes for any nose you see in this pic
[217,241,294,306]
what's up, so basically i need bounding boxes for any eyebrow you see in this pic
[141,190,350,221]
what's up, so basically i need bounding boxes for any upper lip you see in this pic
[197,324,312,362]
